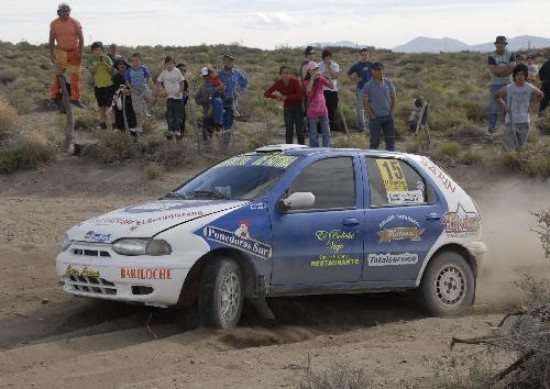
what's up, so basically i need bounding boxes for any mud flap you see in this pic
[249,298,275,320]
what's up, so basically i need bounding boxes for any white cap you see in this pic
[200,66,209,76]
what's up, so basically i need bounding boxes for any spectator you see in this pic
[218,54,248,145]
[157,56,185,139]
[195,67,219,144]
[347,47,374,132]
[494,64,543,150]
[319,49,340,131]
[526,55,538,84]
[264,66,304,144]
[48,2,84,108]
[487,35,516,135]
[362,61,397,151]
[300,46,318,82]
[111,59,136,131]
[303,61,332,147]
[124,53,156,134]
[515,53,525,65]
[86,41,114,129]
[176,63,189,134]
[107,43,121,64]
[538,58,550,114]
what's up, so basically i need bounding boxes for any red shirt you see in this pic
[264,77,303,108]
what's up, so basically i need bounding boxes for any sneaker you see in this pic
[166,131,175,139]
[136,127,143,133]
[96,122,107,130]
[70,100,86,109]
[129,128,137,134]
[486,128,496,136]
[175,131,183,139]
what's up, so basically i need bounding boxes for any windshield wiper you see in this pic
[192,189,229,200]
[161,191,185,200]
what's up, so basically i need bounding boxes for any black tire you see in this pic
[198,257,244,329]
[417,251,475,317]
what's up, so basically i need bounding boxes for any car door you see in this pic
[270,155,365,287]
[362,156,446,285]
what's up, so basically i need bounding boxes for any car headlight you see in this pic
[63,233,74,251]
[112,238,172,256]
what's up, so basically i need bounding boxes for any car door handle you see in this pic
[342,218,360,226]
[426,212,441,222]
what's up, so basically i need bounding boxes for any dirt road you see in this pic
[0,156,548,388]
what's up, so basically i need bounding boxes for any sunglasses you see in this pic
[308,52,316,55]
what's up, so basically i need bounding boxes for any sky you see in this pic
[0,0,548,50]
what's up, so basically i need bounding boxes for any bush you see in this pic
[434,141,462,160]
[298,361,371,389]
[93,131,136,164]
[0,135,56,174]
[144,161,164,179]
[142,137,194,168]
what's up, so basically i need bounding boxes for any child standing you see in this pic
[302,61,332,147]
[87,41,114,129]
[176,63,189,134]
[124,53,155,133]
[495,63,544,150]
[195,67,218,143]
[111,59,137,131]
[157,56,185,139]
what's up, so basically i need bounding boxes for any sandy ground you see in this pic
[0,116,549,388]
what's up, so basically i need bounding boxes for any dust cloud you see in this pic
[474,177,550,310]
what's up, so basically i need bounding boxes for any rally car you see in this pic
[56,144,487,328]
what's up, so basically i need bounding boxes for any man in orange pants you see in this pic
[49,3,85,108]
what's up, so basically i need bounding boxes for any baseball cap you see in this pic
[494,36,508,45]
[57,3,71,11]
[223,53,235,60]
[200,66,209,76]
[372,61,384,69]
[306,61,319,71]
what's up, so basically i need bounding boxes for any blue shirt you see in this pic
[362,77,396,118]
[124,65,152,91]
[218,67,248,99]
[347,60,374,89]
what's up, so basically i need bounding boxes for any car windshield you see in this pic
[168,153,301,201]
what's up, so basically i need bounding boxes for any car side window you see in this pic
[366,157,435,207]
[288,157,356,211]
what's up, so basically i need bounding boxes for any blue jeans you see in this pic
[355,88,366,131]
[166,98,184,133]
[503,122,530,150]
[488,83,508,132]
[213,97,223,126]
[308,115,330,147]
[369,115,395,151]
[283,106,305,144]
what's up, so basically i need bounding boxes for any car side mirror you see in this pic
[278,192,315,212]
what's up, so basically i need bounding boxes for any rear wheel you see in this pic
[198,257,244,328]
[417,251,475,316]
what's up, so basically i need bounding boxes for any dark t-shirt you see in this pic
[347,60,374,89]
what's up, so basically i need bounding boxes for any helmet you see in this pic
[57,3,71,12]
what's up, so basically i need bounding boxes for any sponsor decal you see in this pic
[420,156,456,193]
[376,159,408,192]
[379,213,420,228]
[120,268,172,280]
[387,190,424,204]
[250,201,266,210]
[311,254,360,267]
[90,210,203,226]
[377,227,424,242]
[251,154,297,168]
[124,201,194,213]
[65,265,100,278]
[216,155,253,167]
[367,253,419,266]
[84,231,111,243]
[315,229,355,253]
[203,221,272,259]
[442,203,481,236]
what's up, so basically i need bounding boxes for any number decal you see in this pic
[376,159,408,192]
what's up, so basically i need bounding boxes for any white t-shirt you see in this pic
[505,82,536,124]
[157,68,184,99]
[318,61,339,91]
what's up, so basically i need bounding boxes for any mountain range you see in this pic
[314,35,550,53]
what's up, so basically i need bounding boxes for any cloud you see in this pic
[245,12,300,30]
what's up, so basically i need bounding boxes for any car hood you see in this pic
[67,199,248,243]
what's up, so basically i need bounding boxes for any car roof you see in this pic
[252,144,416,159]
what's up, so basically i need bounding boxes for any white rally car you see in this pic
[57,145,487,328]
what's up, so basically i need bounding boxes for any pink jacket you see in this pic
[303,76,331,118]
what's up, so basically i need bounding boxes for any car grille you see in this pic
[66,275,117,295]
[71,248,111,257]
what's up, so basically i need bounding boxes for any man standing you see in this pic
[362,62,397,151]
[218,54,248,144]
[318,49,340,131]
[538,58,550,114]
[487,35,516,134]
[49,3,84,108]
[347,47,374,132]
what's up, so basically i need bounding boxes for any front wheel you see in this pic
[417,251,475,316]
[198,257,244,328]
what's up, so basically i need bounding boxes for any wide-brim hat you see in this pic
[495,36,508,45]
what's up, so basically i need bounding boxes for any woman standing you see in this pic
[264,66,304,144]
[302,61,332,147]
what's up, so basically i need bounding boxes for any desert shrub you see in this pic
[459,148,484,166]
[142,137,193,168]
[0,96,19,139]
[0,135,56,174]
[331,133,370,149]
[7,88,34,114]
[93,131,136,164]
[0,68,18,84]
[74,110,98,132]
[434,141,462,160]
[298,361,371,389]
[450,122,485,145]
[530,209,550,259]
[144,162,164,179]
[536,111,550,135]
